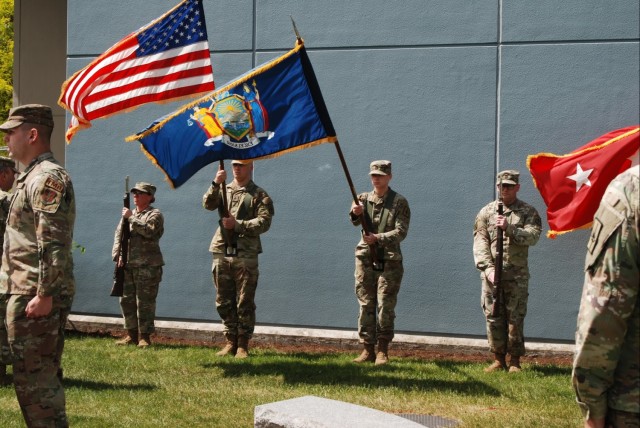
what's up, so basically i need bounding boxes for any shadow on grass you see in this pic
[203,353,500,397]
[528,365,572,376]
[64,377,156,392]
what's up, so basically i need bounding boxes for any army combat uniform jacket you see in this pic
[350,189,410,261]
[572,166,639,421]
[112,206,164,267]
[473,199,541,280]
[0,152,75,297]
[202,180,273,258]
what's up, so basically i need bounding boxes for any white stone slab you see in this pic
[254,395,426,428]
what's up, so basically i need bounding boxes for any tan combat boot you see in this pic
[216,335,237,356]
[353,343,375,363]
[508,356,522,373]
[484,353,508,372]
[115,329,138,346]
[375,339,389,366]
[235,336,249,359]
[138,333,151,348]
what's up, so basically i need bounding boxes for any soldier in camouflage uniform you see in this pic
[473,170,541,373]
[349,160,410,365]
[203,160,273,358]
[572,165,639,428]
[0,156,17,385]
[0,104,75,427]
[112,182,164,348]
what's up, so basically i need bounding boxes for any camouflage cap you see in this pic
[496,170,520,185]
[369,160,392,176]
[231,159,253,165]
[131,182,156,196]
[0,156,15,170]
[0,104,54,130]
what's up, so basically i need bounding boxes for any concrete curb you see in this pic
[67,314,574,356]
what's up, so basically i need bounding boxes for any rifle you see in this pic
[491,179,504,316]
[218,160,237,257]
[111,176,130,297]
[359,204,385,271]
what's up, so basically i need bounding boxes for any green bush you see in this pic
[0,0,13,125]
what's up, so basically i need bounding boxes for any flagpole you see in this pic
[290,16,302,42]
[333,140,360,204]
[219,160,230,212]
[218,160,237,256]
[334,140,386,271]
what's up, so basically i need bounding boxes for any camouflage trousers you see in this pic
[606,409,640,428]
[1,295,11,366]
[0,293,73,428]
[212,254,259,339]
[120,266,162,334]
[481,275,529,356]
[354,257,404,344]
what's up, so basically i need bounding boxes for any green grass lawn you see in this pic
[0,332,582,427]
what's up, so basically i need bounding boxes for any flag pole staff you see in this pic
[218,160,230,214]
[288,18,355,200]
[333,141,359,204]
[288,17,381,268]
[334,140,385,271]
[218,160,237,257]
[290,15,302,42]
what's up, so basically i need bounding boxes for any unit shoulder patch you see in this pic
[33,176,65,213]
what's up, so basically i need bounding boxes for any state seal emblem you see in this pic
[188,80,274,149]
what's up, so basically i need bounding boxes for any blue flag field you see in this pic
[127,40,337,188]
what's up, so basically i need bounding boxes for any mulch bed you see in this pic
[85,329,572,367]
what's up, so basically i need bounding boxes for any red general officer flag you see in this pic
[527,126,639,238]
[58,0,214,143]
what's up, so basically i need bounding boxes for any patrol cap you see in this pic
[0,104,55,130]
[369,160,392,176]
[131,182,156,195]
[0,156,16,170]
[231,159,253,165]
[496,170,520,185]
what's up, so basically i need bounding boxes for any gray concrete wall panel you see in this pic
[66,0,253,55]
[251,47,497,334]
[256,0,498,49]
[503,1,640,42]
[58,0,640,341]
[497,41,640,339]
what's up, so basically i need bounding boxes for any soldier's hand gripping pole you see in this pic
[334,141,384,271]
[218,160,237,257]
[111,176,130,297]
[491,179,504,317]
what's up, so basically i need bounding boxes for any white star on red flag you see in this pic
[567,163,594,192]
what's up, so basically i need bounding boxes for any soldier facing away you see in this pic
[349,160,410,365]
[203,160,274,358]
[572,165,639,428]
[0,104,76,427]
[112,182,164,348]
[473,170,541,372]
[0,155,17,385]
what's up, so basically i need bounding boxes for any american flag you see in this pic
[58,0,215,143]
